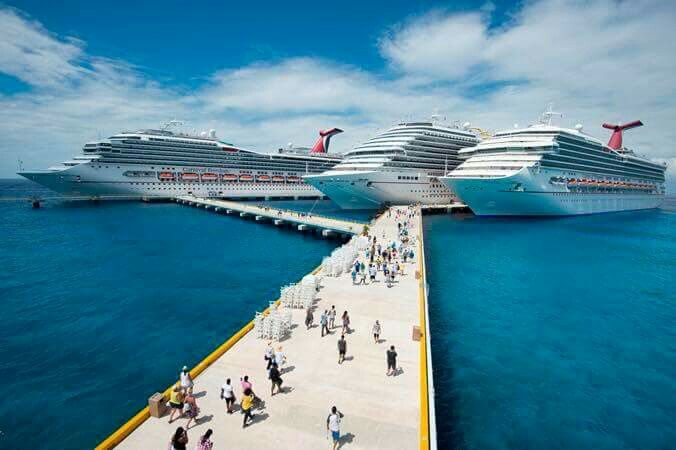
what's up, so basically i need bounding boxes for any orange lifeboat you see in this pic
[239,174,254,182]
[257,175,271,182]
[272,175,285,182]
[181,172,199,181]
[222,173,238,182]
[287,176,300,183]
[201,173,219,182]
[158,171,175,181]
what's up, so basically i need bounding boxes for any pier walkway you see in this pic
[102,206,432,449]
[176,196,365,236]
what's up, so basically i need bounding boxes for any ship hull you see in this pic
[19,163,327,199]
[304,170,454,209]
[441,168,664,216]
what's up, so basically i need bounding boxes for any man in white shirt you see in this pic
[220,378,235,414]
[326,405,344,450]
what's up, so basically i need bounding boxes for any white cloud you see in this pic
[0,1,674,191]
[379,11,488,79]
[0,8,85,87]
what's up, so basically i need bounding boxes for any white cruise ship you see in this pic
[304,121,481,209]
[18,122,344,199]
[440,108,667,216]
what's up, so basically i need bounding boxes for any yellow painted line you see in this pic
[95,264,323,449]
[417,208,431,450]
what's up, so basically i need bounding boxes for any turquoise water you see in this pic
[424,207,675,449]
[0,180,343,449]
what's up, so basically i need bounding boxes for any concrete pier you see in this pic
[176,196,365,237]
[97,206,435,449]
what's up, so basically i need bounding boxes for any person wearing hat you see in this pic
[180,366,194,395]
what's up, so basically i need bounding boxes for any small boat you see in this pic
[272,176,285,182]
[222,174,238,182]
[287,176,300,183]
[257,175,271,182]
[201,173,219,182]
[239,174,254,182]
[181,172,199,181]
[158,172,175,181]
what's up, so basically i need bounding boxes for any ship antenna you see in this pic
[539,103,563,126]
[161,119,184,131]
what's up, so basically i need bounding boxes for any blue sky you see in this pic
[1,0,675,188]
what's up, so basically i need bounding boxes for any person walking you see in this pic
[241,388,255,428]
[264,341,274,370]
[372,320,381,344]
[169,426,188,450]
[220,378,236,414]
[240,375,258,400]
[369,264,376,283]
[341,311,350,334]
[184,391,200,430]
[274,345,286,371]
[328,306,337,329]
[337,334,347,364]
[196,429,213,450]
[305,307,314,330]
[168,383,184,424]
[387,345,398,376]
[180,366,194,395]
[269,362,283,396]
[326,406,344,450]
[351,268,357,284]
[321,310,329,337]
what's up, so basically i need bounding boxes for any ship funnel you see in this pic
[311,128,343,154]
[602,120,643,149]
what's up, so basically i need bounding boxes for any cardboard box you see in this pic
[148,392,166,418]
[412,325,422,341]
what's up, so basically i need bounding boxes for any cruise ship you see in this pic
[440,108,667,216]
[304,120,481,209]
[18,122,344,199]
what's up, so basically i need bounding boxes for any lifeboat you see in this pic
[181,172,199,181]
[567,178,577,186]
[257,175,271,182]
[272,176,285,182]
[201,173,219,182]
[158,171,175,181]
[222,173,238,182]
[287,176,300,183]
[239,174,254,182]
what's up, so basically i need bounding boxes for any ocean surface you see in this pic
[2,178,674,449]
[0,180,351,449]
[424,206,675,449]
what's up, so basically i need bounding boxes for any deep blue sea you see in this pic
[1,179,674,449]
[0,180,349,449]
[425,206,675,449]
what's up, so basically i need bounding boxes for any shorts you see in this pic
[332,430,340,442]
[339,350,346,356]
[169,401,183,409]
[388,360,396,370]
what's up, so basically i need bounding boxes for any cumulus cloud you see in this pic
[0,1,674,189]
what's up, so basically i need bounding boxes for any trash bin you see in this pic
[148,392,166,418]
